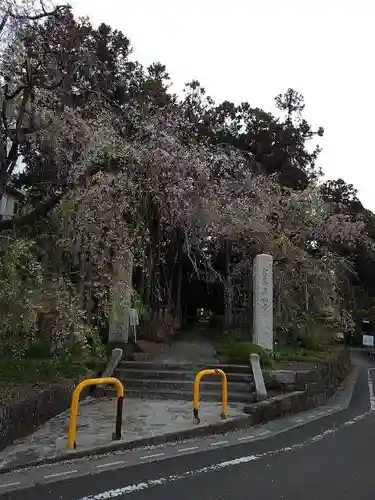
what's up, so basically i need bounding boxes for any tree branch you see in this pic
[6,84,28,100]
[5,4,66,22]
[0,191,63,230]
[0,12,9,37]
[2,84,10,137]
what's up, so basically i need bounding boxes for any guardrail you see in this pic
[193,368,228,424]
[67,377,124,450]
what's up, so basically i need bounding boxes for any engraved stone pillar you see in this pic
[253,253,273,351]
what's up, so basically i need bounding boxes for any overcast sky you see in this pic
[70,0,375,211]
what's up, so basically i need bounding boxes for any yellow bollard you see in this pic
[67,377,124,450]
[193,369,228,424]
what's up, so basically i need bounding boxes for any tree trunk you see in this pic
[108,249,134,344]
[304,282,309,313]
[175,252,183,327]
[224,240,233,326]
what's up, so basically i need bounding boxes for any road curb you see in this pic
[0,391,307,475]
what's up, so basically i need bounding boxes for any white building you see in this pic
[0,187,22,220]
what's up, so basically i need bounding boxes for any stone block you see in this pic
[274,370,297,385]
[279,395,293,414]
[305,396,317,409]
[326,386,335,398]
[293,392,307,412]
[96,348,123,392]
[293,383,308,392]
[243,392,307,423]
[306,380,325,395]
[315,393,327,407]
[250,354,267,401]
[296,369,319,384]
[264,400,280,421]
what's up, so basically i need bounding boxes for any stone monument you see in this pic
[253,253,273,351]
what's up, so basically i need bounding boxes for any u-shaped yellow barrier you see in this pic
[193,369,228,424]
[67,377,124,450]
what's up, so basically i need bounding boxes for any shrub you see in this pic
[0,236,104,360]
[273,344,329,364]
[215,339,273,368]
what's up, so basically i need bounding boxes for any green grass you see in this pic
[0,355,101,383]
[214,333,332,368]
[274,346,330,365]
[214,338,274,368]
[0,338,107,384]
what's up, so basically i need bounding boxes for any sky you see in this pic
[70,0,375,211]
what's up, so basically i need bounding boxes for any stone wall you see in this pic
[244,348,351,421]
[266,347,351,408]
[0,383,74,452]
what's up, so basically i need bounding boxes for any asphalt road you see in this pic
[3,351,375,500]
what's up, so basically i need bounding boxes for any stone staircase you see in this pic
[112,361,257,403]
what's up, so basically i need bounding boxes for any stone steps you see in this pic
[118,377,252,392]
[113,361,255,403]
[115,368,253,384]
[106,386,256,403]
[116,361,250,373]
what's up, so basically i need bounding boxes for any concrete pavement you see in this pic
[2,349,375,499]
[0,398,245,471]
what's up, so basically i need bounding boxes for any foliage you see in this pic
[1,1,374,363]
[214,335,329,367]
[0,355,91,383]
[0,236,42,355]
[214,337,274,368]
[132,290,150,323]
[273,345,330,365]
[0,235,104,358]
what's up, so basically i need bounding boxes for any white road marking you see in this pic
[77,415,370,500]
[79,414,366,500]
[353,414,365,422]
[254,430,270,437]
[77,456,260,499]
[343,420,355,426]
[316,412,325,416]
[177,446,199,452]
[0,482,21,488]
[295,418,305,423]
[368,368,375,411]
[210,441,228,447]
[237,435,255,442]
[96,461,125,469]
[139,453,164,460]
[44,469,78,479]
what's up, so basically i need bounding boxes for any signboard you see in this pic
[362,335,374,347]
[129,308,139,327]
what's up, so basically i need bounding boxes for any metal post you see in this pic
[67,377,124,450]
[114,395,124,440]
[193,369,228,425]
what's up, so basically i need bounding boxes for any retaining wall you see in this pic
[265,347,351,409]
[0,383,75,452]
